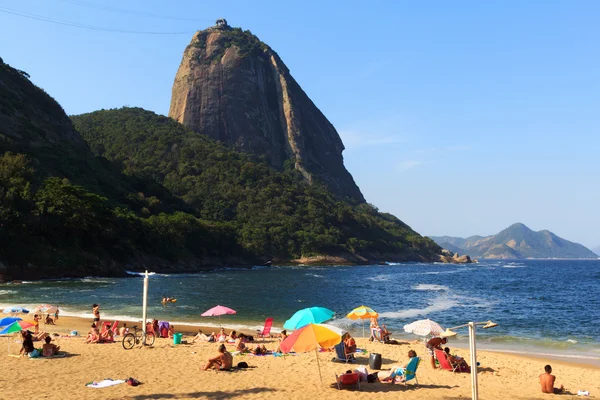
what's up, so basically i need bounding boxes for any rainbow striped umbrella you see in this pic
[0,320,36,335]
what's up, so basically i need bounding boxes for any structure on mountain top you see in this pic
[215,19,228,28]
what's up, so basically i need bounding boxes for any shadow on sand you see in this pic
[116,387,278,400]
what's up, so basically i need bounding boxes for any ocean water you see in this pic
[1,259,599,364]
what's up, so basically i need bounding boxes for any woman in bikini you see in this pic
[85,323,100,344]
[92,304,100,327]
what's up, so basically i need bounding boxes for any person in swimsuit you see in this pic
[370,317,382,341]
[202,344,233,371]
[85,323,100,344]
[42,336,60,357]
[92,304,100,326]
[19,330,34,356]
[425,337,447,369]
[540,365,564,394]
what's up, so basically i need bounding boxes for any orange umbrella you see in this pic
[280,323,345,385]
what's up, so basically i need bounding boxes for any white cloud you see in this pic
[397,160,433,172]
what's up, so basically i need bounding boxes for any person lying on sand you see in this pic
[85,323,100,344]
[252,345,269,355]
[540,365,564,394]
[202,344,233,371]
[193,329,215,343]
[42,336,60,357]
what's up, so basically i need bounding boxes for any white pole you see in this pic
[142,270,149,335]
[468,322,479,400]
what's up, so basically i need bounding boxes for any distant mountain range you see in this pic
[429,223,598,259]
[593,246,600,257]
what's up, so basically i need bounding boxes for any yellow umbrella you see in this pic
[346,305,378,338]
[280,323,345,385]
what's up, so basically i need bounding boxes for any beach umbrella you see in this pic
[403,318,445,337]
[0,320,36,335]
[2,307,29,315]
[283,307,334,331]
[0,317,22,328]
[346,305,378,338]
[280,323,345,385]
[201,305,236,326]
[33,304,58,314]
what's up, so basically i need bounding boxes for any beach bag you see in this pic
[237,362,249,369]
[126,377,141,386]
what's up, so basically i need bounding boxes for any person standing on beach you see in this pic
[540,365,564,394]
[92,304,100,327]
[426,337,447,369]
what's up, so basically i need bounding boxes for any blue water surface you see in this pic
[1,259,599,360]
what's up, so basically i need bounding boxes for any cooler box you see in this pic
[173,333,182,345]
[369,352,382,370]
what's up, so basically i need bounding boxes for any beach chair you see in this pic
[435,349,458,372]
[110,321,119,335]
[397,357,420,385]
[256,318,273,340]
[332,342,353,363]
[335,372,360,390]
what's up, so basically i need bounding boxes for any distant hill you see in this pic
[429,223,598,259]
[592,246,600,257]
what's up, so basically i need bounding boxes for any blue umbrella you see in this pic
[3,307,29,315]
[0,317,22,328]
[283,307,335,330]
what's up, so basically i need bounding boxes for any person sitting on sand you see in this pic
[217,328,227,343]
[119,323,128,336]
[45,314,55,325]
[168,325,175,339]
[42,336,60,357]
[152,319,159,336]
[228,330,237,342]
[100,327,114,342]
[426,337,447,369]
[378,350,418,383]
[202,344,233,371]
[540,365,564,394]
[85,323,100,344]
[19,330,34,356]
[342,333,357,360]
[235,336,247,352]
[444,347,469,370]
[380,324,392,343]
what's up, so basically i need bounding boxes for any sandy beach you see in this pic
[0,316,597,399]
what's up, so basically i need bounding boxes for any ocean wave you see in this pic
[367,274,390,282]
[502,264,526,268]
[0,290,17,295]
[378,294,458,319]
[306,273,324,278]
[413,284,449,291]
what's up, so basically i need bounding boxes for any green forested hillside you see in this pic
[72,107,440,262]
[0,57,440,280]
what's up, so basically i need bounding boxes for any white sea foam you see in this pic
[378,293,458,319]
[367,274,390,282]
[413,284,449,291]
[306,274,324,278]
[502,264,526,268]
[566,339,578,344]
[0,290,17,295]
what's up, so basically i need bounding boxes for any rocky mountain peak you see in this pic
[168,23,365,203]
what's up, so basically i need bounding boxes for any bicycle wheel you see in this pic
[145,332,155,346]
[122,333,136,350]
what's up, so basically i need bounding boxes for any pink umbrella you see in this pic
[201,305,236,326]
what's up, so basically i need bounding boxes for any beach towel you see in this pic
[86,379,126,388]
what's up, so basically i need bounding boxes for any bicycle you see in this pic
[122,325,155,349]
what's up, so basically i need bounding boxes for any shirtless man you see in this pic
[540,365,564,394]
[42,336,60,357]
[202,344,233,371]
[426,337,447,369]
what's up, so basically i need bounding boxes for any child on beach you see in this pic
[540,365,565,394]
[42,336,60,357]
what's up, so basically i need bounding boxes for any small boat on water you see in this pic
[161,298,177,304]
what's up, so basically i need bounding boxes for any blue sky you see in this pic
[1,0,598,248]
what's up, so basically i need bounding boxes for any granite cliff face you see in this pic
[169,24,365,203]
